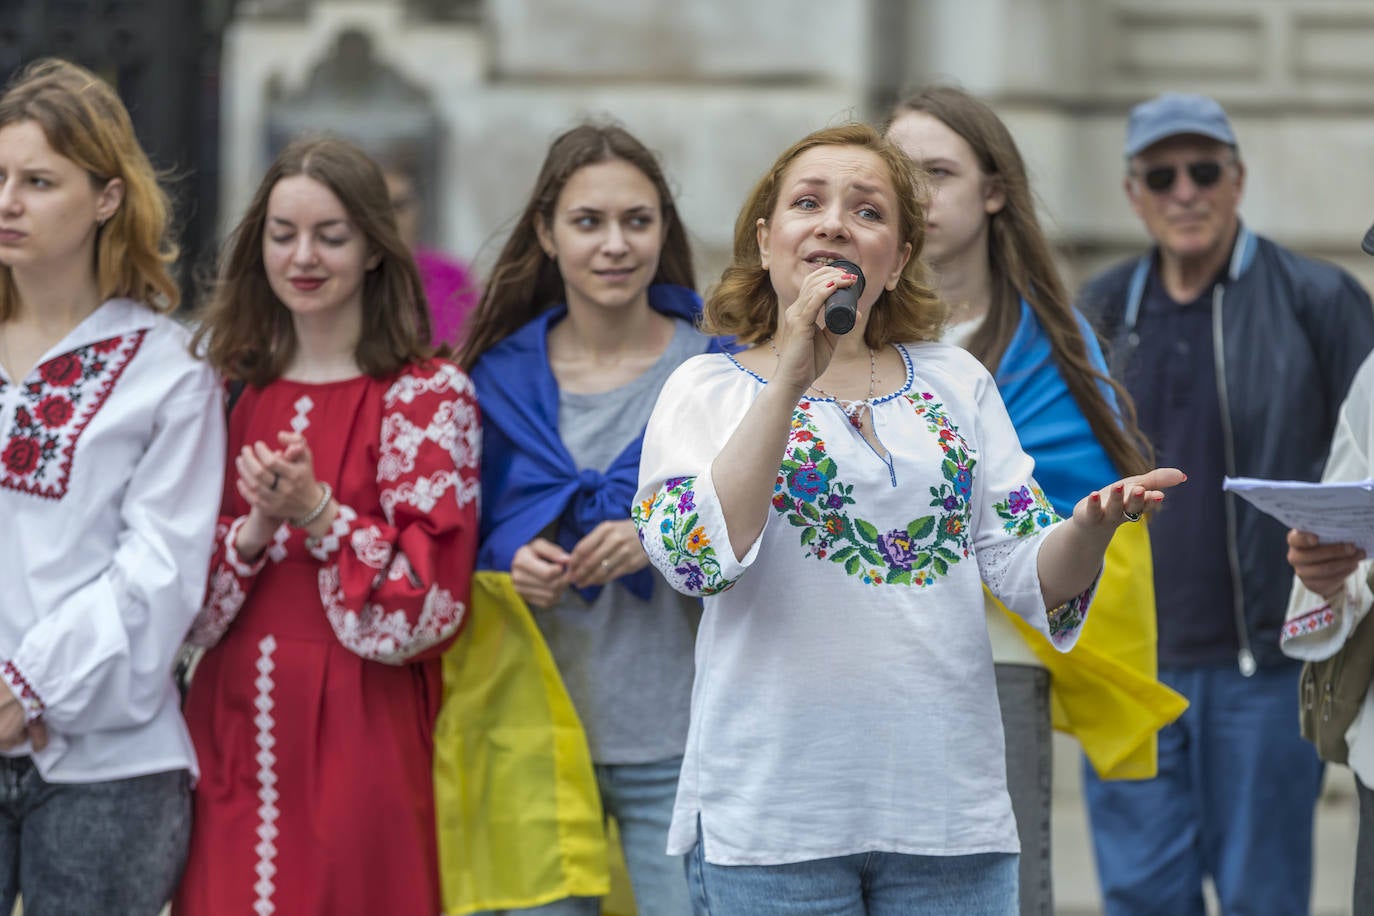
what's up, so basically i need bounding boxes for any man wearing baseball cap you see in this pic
[1077,92,1374,914]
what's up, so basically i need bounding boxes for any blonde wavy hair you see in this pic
[0,58,179,319]
[704,123,947,348]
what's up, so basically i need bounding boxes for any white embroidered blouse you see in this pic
[633,341,1094,865]
[0,298,225,782]
[1281,351,1374,787]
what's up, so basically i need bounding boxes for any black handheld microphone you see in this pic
[823,259,865,335]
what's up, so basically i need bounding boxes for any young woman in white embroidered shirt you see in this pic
[0,59,225,913]
[632,123,1184,914]
[174,136,480,916]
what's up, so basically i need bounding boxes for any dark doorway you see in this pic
[1,0,238,307]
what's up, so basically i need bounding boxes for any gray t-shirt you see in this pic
[536,318,711,764]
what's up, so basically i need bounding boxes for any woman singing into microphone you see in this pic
[632,123,1183,913]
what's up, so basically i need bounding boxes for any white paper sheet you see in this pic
[1223,476,1374,552]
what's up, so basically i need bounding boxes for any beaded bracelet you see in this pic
[292,482,333,529]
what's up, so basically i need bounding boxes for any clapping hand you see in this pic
[232,431,327,559]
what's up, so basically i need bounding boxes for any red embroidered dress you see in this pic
[174,361,480,916]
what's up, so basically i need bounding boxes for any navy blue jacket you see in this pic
[1077,225,1374,671]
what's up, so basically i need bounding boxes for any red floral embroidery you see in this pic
[2,437,40,475]
[39,354,82,387]
[1,331,146,499]
[1,660,45,719]
[34,395,74,428]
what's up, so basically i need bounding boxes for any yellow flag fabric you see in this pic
[1002,520,1188,779]
[434,571,612,914]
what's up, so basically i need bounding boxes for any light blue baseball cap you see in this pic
[1124,92,1237,158]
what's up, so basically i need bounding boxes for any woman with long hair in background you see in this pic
[886,86,1186,914]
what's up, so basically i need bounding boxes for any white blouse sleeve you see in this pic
[634,356,764,596]
[1282,359,1374,660]
[967,368,1095,650]
[2,366,225,733]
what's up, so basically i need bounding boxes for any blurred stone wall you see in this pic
[222,0,1374,293]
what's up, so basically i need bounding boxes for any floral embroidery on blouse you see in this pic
[0,332,146,500]
[994,483,1058,537]
[633,476,736,596]
[1048,591,1092,646]
[771,395,976,587]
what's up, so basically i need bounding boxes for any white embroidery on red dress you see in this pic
[383,362,474,407]
[290,395,314,433]
[348,524,393,569]
[381,470,463,515]
[316,565,465,665]
[305,504,358,562]
[223,517,270,577]
[253,635,279,915]
[0,332,146,499]
[189,566,250,648]
[265,524,291,564]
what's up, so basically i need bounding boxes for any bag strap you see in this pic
[225,378,246,417]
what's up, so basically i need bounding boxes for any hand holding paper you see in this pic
[1286,528,1364,600]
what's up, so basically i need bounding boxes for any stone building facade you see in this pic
[221,0,1374,294]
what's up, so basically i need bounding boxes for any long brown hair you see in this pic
[703,123,947,349]
[192,135,435,384]
[888,87,1151,476]
[457,122,694,369]
[0,58,178,318]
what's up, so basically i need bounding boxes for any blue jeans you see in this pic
[478,756,690,915]
[1082,662,1324,916]
[687,822,1017,916]
[0,756,190,916]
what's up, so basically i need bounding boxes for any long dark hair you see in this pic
[888,87,1151,476]
[457,122,694,369]
[192,135,435,384]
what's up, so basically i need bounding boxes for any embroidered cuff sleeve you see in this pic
[306,504,359,561]
[1281,573,1367,661]
[1046,571,1099,651]
[633,468,760,597]
[310,363,479,665]
[223,515,272,577]
[1,660,46,723]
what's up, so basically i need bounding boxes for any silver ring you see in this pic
[601,559,612,570]
[269,473,280,491]
[1122,509,1142,523]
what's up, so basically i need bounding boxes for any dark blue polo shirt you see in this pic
[1123,265,1238,667]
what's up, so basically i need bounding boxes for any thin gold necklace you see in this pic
[768,339,877,429]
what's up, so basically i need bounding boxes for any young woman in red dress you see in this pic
[175,136,480,915]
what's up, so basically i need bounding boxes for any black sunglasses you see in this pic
[1137,160,1229,194]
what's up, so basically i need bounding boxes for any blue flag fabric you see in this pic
[994,299,1121,513]
[471,284,729,602]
